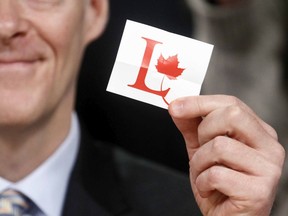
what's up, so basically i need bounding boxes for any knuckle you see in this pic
[277,144,286,161]
[271,143,286,167]
[227,95,242,107]
[273,150,285,179]
[211,137,222,153]
[207,166,223,186]
[226,105,245,122]
[277,145,286,165]
[190,153,199,171]
[195,96,204,114]
[273,166,283,182]
[211,136,226,155]
[269,127,278,140]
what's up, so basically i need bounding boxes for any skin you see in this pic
[0,0,284,215]
[0,0,108,182]
[169,95,285,216]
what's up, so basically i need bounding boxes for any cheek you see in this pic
[54,26,85,86]
[20,4,88,103]
[39,16,86,91]
[24,2,88,70]
[30,6,86,64]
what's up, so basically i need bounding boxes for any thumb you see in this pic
[169,101,202,159]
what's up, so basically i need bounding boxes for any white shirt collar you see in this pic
[0,112,80,216]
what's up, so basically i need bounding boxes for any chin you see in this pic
[0,110,40,129]
[0,98,46,130]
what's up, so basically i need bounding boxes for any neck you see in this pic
[0,103,73,182]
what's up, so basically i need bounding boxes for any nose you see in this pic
[0,1,28,43]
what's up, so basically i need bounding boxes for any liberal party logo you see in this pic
[107,20,213,109]
[128,37,185,106]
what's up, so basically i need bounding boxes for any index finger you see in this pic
[168,95,277,139]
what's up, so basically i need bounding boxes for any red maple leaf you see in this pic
[155,54,185,80]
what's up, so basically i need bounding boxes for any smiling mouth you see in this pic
[0,59,42,79]
[0,61,33,65]
[0,59,40,68]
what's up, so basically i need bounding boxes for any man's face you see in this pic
[0,0,107,127]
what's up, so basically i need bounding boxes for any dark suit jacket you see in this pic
[61,125,202,216]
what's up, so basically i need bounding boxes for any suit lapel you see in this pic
[62,125,130,216]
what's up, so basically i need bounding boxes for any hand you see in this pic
[168,95,285,216]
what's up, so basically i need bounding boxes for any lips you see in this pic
[0,52,43,63]
[0,59,37,63]
[0,58,39,67]
[0,60,38,69]
[0,43,46,84]
[0,56,42,79]
[0,37,46,71]
[0,59,40,67]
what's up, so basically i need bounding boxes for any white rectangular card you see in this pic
[107,20,214,109]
